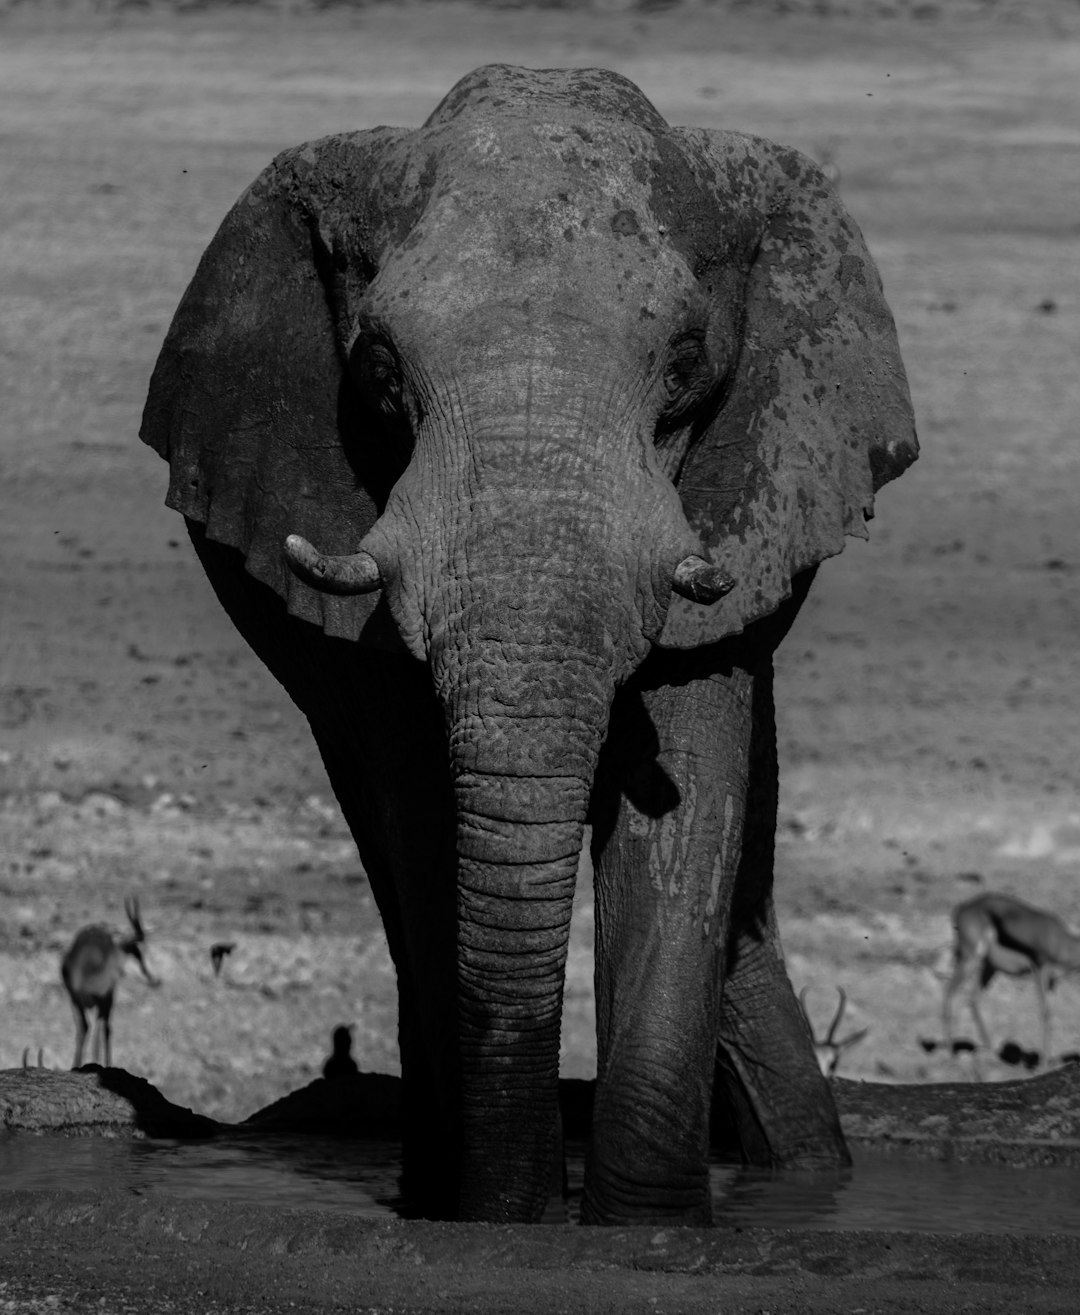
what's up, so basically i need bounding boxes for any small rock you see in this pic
[34,791,64,817]
[303,794,339,822]
[78,791,125,819]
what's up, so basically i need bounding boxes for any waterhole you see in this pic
[2,1134,1078,1234]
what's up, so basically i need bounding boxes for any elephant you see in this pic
[140,64,917,1225]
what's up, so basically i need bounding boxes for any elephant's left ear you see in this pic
[659,130,918,648]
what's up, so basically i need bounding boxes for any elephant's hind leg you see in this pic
[712,658,849,1169]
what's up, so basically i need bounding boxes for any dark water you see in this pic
[2,1133,1079,1235]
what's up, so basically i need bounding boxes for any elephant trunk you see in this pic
[443,648,613,1222]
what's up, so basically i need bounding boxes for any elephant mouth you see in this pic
[283,533,735,606]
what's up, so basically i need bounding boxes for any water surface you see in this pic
[2,1133,1078,1235]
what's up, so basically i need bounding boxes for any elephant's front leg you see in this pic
[310,697,461,1220]
[586,649,752,1225]
[712,658,850,1169]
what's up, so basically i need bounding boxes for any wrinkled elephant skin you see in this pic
[141,65,917,1224]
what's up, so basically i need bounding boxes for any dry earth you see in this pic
[1,0,1079,1148]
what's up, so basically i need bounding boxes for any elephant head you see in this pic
[142,65,916,1221]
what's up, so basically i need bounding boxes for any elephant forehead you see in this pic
[423,64,671,138]
[365,124,705,344]
[365,214,701,365]
[420,113,675,237]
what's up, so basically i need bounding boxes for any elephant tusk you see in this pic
[283,534,383,594]
[671,555,736,605]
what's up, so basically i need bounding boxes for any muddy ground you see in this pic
[1,0,1079,1174]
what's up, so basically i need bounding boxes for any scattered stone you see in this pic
[75,792,126,819]
[303,794,339,821]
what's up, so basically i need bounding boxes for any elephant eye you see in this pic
[655,334,719,436]
[353,338,404,420]
[663,337,706,397]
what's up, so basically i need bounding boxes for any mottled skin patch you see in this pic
[142,62,917,1226]
[705,794,737,935]
[610,209,640,237]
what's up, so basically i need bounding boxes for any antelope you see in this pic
[60,897,159,1069]
[943,892,1080,1067]
[798,986,869,1077]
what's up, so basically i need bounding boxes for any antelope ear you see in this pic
[140,130,409,641]
[659,131,918,648]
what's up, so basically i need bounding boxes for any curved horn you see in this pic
[825,986,848,1045]
[283,534,383,595]
[672,555,736,605]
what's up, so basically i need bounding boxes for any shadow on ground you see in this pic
[6,1063,1080,1166]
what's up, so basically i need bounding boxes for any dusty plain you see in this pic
[1,0,1080,1301]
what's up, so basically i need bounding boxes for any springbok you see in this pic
[798,986,869,1077]
[60,897,159,1069]
[943,892,1080,1067]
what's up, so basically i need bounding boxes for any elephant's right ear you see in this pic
[140,131,408,641]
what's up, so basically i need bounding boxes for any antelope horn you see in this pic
[672,555,735,604]
[825,986,848,1045]
[284,535,383,595]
